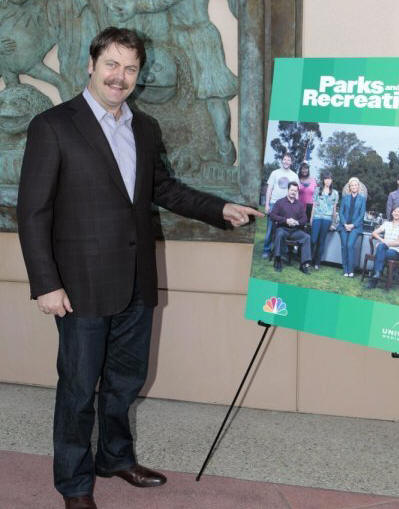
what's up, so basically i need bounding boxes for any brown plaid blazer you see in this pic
[17,94,227,316]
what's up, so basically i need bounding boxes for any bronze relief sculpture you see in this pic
[0,0,300,241]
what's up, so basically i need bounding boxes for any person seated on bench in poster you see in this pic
[337,177,366,278]
[310,171,339,270]
[270,181,312,274]
[366,206,399,289]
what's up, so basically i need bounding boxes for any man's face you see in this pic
[88,43,140,113]
[287,185,298,200]
[282,155,292,170]
[396,178,399,188]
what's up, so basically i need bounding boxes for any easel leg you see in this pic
[196,321,273,481]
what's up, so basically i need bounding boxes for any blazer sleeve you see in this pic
[17,115,63,299]
[151,119,229,230]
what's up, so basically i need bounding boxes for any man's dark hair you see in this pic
[287,181,299,190]
[282,153,293,160]
[89,27,146,67]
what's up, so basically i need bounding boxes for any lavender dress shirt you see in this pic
[83,87,136,202]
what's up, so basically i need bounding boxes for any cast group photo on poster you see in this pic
[252,119,399,307]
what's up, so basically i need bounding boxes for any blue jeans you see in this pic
[53,286,153,497]
[374,243,399,274]
[339,229,360,274]
[311,218,331,265]
[274,227,312,264]
[262,202,275,255]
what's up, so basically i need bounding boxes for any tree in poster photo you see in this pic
[318,131,395,216]
[270,121,321,172]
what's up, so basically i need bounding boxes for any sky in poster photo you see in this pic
[264,120,399,175]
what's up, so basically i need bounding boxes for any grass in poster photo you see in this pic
[251,218,399,306]
[253,120,399,307]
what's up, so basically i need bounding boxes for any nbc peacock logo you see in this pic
[263,296,288,316]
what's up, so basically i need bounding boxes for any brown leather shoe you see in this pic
[64,495,97,509]
[97,464,167,488]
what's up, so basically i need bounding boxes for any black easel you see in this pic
[196,321,273,481]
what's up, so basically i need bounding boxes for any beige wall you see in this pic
[0,234,298,413]
[303,0,399,57]
[298,0,399,420]
[2,1,399,421]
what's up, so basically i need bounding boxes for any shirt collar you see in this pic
[83,87,133,125]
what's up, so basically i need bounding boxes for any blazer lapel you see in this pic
[68,94,132,203]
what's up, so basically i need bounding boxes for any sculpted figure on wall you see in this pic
[47,0,99,98]
[0,84,52,229]
[0,0,252,240]
[100,0,238,168]
[97,0,238,180]
[0,0,98,99]
[168,0,238,165]
[0,0,100,229]
[0,0,66,95]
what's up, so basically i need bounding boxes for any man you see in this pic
[386,175,399,220]
[262,153,299,259]
[17,27,262,509]
[269,181,311,274]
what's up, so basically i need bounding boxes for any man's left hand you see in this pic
[223,203,264,227]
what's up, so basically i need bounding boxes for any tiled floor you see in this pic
[1,450,399,509]
[1,383,399,507]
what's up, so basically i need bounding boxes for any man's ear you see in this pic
[88,57,94,76]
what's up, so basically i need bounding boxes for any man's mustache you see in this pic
[104,79,128,89]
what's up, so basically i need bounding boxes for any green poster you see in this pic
[246,58,399,352]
